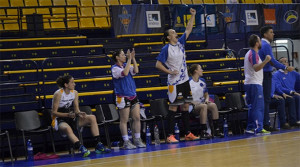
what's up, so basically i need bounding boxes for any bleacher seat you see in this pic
[94,0,108,5]
[94,7,109,16]
[255,0,264,3]
[67,0,80,6]
[158,0,170,4]
[264,0,274,2]
[203,0,214,3]
[0,36,87,49]
[10,0,24,7]
[214,0,225,3]
[3,20,19,31]
[95,17,110,28]
[273,0,283,3]
[80,0,94,6]
[0,45,104,60]
[53,0,66,6]
[243,0,255,3]
[172,0,182,4]
[119,0,132,4]
[107,0,120,5]
[0,0,9,7]
[181,0,193,4]
[283,0,292,3]
[24,0,38,6]
[39,0,53,6]
[192,0,203,3]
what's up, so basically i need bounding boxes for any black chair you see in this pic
[15,110,56,160]
[0,130,13,162]
[149,98,181,143]
[95,104,120,148]
[225,92,248,135]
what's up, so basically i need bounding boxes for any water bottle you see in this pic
[146,126,151,145]
[174,123,180,141]
[27,139,33,161]
[223,118,228,137]
[154,125,160,145]
[128,128,133,142]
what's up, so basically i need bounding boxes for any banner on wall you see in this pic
[146,11,161,28]
[201,14,216,27]
[264,8,276,24]
[245,10,258,26]
[111,5,165,36]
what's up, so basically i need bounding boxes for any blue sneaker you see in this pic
[95,142,111,154]
[79,145,90,157]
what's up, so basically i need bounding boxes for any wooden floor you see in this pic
[40,131,300,167]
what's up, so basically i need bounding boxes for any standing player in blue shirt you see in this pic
[111,49,146,149]
[156,8,199,143]
[258,26,294,132]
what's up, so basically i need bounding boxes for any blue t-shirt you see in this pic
[258,39,286,72]
[111,63,137,97]
[273,70,300,95]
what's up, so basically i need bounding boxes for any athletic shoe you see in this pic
[280,123,292,130]
[95,142,111,154]
[185,132,200,141]
[256,129,271,135]
[133,138,146,148]
[213,129,224,138]
[263,125,278,132]
[79,145,90,157]
[200,130,212,140]
[167,135,179,143]
[122,140,136,149]
[245,129,255,134]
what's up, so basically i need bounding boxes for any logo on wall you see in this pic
[146,11,161,28]
[175,16,184,27]
[245,10,258,26]
[223,6,233,23]
[264,9,276,24]
[284,10,298,24]
[201,14,216,27]
[118,7,131,33]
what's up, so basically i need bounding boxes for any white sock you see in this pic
[122,135,129,141]
[134,133,141,139]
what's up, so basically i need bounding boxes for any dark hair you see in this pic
[278,57,286,63]
[56,75,73,88]
[162,29,170,45]
[111,49,123,62]
[248,34,259,48]
[260,26,273,38]
[188,64,200,76]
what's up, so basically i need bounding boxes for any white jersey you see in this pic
[244,49,263,85]
[156,33,189,85]
[189,78,207,103]
[54,89,75,109]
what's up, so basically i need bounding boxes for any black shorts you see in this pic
[56,108,76,130]
[116,95,139,109]
[169,80,193,105]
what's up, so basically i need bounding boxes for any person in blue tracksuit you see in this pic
[258,26,294,132]
[244,34,272,135]
[273,57,300,125]
[270,76,299,129]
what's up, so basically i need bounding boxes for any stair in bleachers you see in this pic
[0,36,87,49]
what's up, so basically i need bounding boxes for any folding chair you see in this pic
[15,110,56,160]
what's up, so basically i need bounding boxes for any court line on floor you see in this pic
[40,131,300,167]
